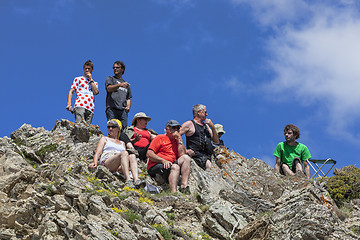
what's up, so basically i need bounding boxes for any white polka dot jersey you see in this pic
[71,76,98,113]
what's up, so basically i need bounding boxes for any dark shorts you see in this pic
[192,152,211,170]
[148,161,178,182]
[135,144,150,161]
[280,157,301,175]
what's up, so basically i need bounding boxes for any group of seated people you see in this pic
[89,104,225,193]
[88,104,312,193]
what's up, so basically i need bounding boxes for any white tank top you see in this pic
[99,137,126,164]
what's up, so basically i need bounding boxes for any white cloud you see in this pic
[234,0,360,143]
[224,76,245,92]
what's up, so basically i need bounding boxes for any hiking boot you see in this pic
[125,180,135,189]
[134,179,146,189]
[179,186,191,195]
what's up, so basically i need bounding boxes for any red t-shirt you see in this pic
[133,128,151,148]
[147,134,179,170]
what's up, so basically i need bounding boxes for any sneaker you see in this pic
[134,179,146,189]
[125,180,135,189]
[179,186,191,195]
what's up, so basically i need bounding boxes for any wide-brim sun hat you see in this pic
[132,112,151,125]
[214,124,225,134]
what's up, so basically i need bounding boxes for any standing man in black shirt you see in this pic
[105,61,132,128]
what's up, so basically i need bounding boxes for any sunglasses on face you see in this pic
[170,126,180,131]
[107,125,117,129]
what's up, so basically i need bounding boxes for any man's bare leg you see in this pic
[178,155,191,188]
[168,164,180,193]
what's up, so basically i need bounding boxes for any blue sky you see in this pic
[1,0,360,176]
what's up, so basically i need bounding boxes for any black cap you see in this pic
[166,120,180,127]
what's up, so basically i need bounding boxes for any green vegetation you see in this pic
[319,165,360,206]
[36,143,58,160]
[13,137,25,146]
[199,204,210,212]
[166,212,176,220]
[199,232,212,239]
[121,209,141,223]
[46,183,55,196]
[350,226,360,235]
[153,224,172,240]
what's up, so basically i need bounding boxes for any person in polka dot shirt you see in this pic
[66,60,99,125]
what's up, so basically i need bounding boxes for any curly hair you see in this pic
[284,124,300,139]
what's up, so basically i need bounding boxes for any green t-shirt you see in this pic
[273,141,311,168]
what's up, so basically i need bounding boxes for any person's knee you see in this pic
[171,164,180,172]
[205,160,211,169]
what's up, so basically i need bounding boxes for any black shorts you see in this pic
[280,157,301,175]
[192,152,211,170]
[148,161,179,181]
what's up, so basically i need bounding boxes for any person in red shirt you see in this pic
[146,120,191,194]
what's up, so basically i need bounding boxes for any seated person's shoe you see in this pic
[125,180,135,189]
[134,179,146,189]
[179,186,191,195]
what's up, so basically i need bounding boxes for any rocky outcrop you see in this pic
[0,119,358,239]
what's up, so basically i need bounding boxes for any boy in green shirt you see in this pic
[273,124,311,179]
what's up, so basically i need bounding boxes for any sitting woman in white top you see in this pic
[89,119,141,187]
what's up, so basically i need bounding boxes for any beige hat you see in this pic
[132,112,151,125]
[215,124,225,135]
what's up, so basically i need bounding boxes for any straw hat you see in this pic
[132,112,151,125]
[214,124,225,135]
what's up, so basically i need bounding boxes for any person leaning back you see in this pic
[105,61,132,128]
[66,60,99,125]
[273,124,311,179]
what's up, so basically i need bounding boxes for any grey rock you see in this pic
[0,120,358,240]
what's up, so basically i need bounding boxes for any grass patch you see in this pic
[36,143,58,160]
[166,212,176,220]
[112,208,141,223]
[199,204,210,212]
[153,224,172,240]
[199,232,212,239]
[13,137,25,146]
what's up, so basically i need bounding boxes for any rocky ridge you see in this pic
[0,119,359,240]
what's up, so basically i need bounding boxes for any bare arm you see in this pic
[90,81,99,95]
[66,88,75,112]
[125,99,131,112]
[85,72,99,95]
[304,160,311,179]
[205,119,219,144]
[89,136,106,168]
[173,131,186,157]
[179,121,195,156]
[274,157,281,173]
[180,121,194,136]
[106,81,130,92]
[147,149,173,169]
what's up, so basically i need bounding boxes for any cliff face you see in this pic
[0,120,359,240]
